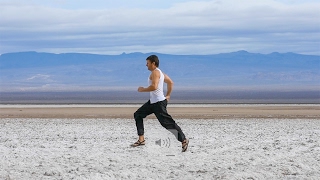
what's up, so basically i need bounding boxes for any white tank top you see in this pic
[149,68,166,104]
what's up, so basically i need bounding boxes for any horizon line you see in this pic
[1,50,319,57]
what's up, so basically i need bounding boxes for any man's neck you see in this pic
[149,67,157,72]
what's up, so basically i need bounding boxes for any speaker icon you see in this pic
[155,139,161,146]
[155,138,171,148]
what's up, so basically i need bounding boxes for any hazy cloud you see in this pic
[27,74,51,81]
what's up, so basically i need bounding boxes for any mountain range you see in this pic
[0,51,319,92]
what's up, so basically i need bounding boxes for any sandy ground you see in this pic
[0,105,319,179]
[0,118,319,179]
[0,104,319,119]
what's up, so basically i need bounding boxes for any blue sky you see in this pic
[0,0,319,55]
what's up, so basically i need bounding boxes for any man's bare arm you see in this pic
[138,70,160,92]
[164,73,174,101]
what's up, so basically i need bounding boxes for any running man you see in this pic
[131,55,189,152]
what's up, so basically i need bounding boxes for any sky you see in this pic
[0,0,319,55]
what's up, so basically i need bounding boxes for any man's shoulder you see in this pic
[152,68,161,74]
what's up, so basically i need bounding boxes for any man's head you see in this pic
[146,55,159,67]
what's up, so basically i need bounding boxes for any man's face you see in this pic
[146,60,156,71]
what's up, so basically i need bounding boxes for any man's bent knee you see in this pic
[134,112,141,120]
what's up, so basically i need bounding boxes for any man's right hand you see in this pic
[138,87,144,92]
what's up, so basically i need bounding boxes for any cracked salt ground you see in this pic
[0,118,319,179]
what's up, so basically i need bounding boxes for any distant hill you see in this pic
[0,51,319,92]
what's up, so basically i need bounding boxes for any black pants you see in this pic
[134,99,186,142]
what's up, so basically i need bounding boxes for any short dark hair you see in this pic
[146,55,159,67]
